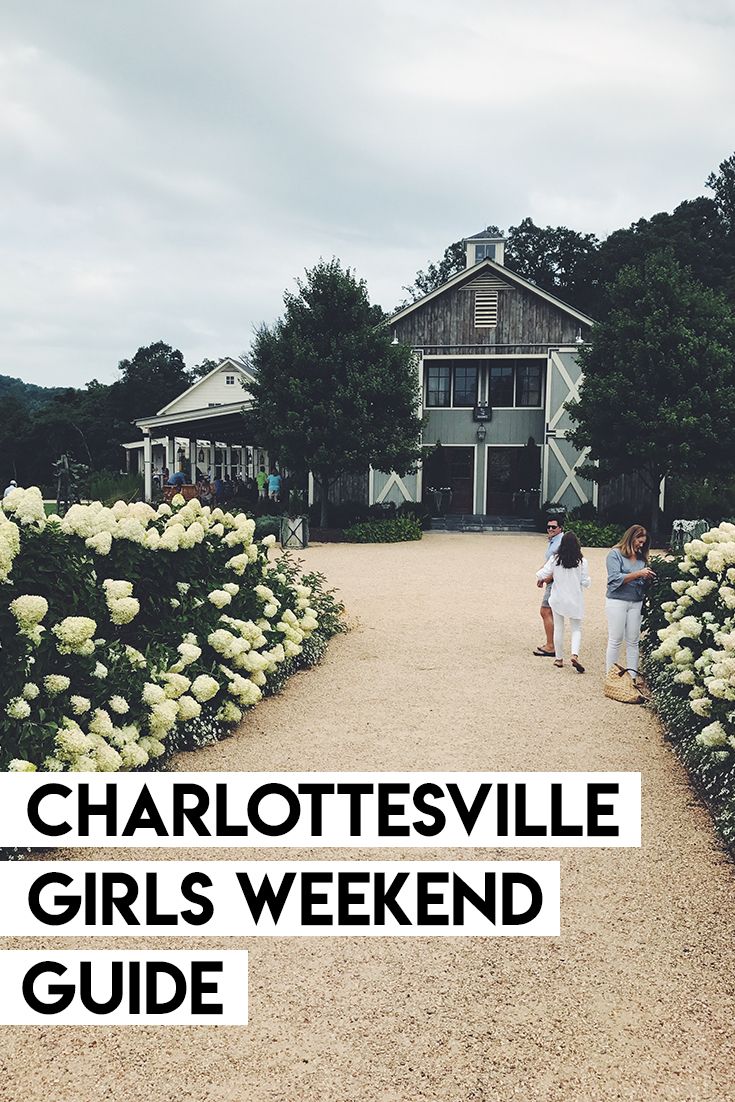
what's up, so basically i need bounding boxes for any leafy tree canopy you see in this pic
[566,250,735,526]
[248,259,423,524]
[112,341,192,424]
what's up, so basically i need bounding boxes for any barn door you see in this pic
[542,349,595,509]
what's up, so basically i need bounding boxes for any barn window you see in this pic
[516,363,543,407]
[452,363,478,406]
[488,365,514,407]
[425,364,451,407]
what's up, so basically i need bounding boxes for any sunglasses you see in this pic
[546,524,559,530]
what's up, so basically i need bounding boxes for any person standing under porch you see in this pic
[533,515,564,656]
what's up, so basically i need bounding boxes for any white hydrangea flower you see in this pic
[697,721,727,746]
[109,695,130,715]
[85,531,113,555]
[22,682,40,700]
[142,683,167,706]
[53,616,97,654]
[44,674,71,695]
[109,597,141,625]
[217,700,243,724]
[138,736,166,759]
[208,589,232,608]
[162,672,191,698]
[7,697,31,719]
[148,698,179,737]
[190,674,220,702]
[70,695,92,715]
[8,759,37,771]
[9,594,49,634]
[177,694,202,721]
[92,662,108,679]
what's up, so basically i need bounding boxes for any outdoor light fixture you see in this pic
[476,423,487,442]
[575,327,585,345]
[198,449,205,462]
[391,334,399,345]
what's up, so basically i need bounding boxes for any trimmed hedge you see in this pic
[344,516,422,543]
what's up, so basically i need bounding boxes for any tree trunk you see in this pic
[318,478,329,528]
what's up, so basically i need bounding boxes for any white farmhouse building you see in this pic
[124,357,267,498]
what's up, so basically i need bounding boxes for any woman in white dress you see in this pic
[536,531,591,673]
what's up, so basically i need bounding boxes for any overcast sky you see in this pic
[2,0,734,388]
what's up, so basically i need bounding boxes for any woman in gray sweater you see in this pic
[605,525,656,674]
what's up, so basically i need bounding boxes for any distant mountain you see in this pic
[0,375,66,412]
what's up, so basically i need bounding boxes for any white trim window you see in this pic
[225,374,236,385]
[488,359,545,409]
[424,361,478,408]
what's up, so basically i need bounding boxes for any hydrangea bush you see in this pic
[1,487,344,773]
[642,522,735,844]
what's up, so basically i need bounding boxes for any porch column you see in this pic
[225,445,232,478]
[308,472,315,506]
[143,432,153,502]
[189,439,197,481]
[125,449,131,474]
[166,436,175,472]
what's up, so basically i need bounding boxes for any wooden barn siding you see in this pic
[598,473,652,518]
[395,282,579,347]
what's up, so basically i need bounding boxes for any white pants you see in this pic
[552,612,582,658]
[605,599,643,673]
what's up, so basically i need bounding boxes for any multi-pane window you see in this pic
[489,365,514,407]
[225,374,236,385]
[424,359,544,408]
[516,363,542,407]
[453,364,478,406]
[425,364,451,407]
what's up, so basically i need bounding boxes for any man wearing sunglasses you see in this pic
[534,516,565,656]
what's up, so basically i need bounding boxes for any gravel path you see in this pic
[2,533,735,1101]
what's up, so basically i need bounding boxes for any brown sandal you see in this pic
[554,659,564,667]
[571,658,585,674]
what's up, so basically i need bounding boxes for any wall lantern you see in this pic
[198,449,205,463]
[476,423,487,442]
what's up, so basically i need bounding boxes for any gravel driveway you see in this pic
[2,533,734,1101]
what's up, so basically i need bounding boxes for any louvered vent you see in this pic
[465,273,510,329]
[474,289,498,327]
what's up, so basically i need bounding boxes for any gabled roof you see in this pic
[156,356,254,416]
[466,228,505,240]
[388,258,595,328]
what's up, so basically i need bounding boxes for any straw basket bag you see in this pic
[604,664,645,704]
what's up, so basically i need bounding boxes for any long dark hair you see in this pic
[555,530,583,569]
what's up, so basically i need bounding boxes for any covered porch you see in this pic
[133,402,266,502]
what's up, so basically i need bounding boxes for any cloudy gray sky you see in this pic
[2,0,734,388]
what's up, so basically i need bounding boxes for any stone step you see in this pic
[430,515,538,534]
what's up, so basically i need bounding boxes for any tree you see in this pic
[567,251,735,531]
[111,341,192,426]
[591,196,735,317]
[706,152,735,236]
[401,226,503,303]
[191,357,222,381]
[402,222,598,312]
[504,218,599,308]
[248,259,423,525]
